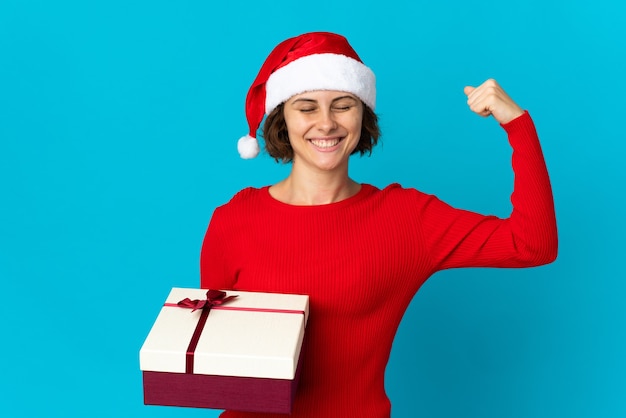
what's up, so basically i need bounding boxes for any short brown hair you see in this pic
[262,103,380,163]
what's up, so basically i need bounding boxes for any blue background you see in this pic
[1,1,624,417]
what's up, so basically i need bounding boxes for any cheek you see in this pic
[349,116,363,136]
[284,114,308,137]
[285,121,306,141]
[349,108,364,134]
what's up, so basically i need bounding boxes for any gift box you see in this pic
[140,287,309,414]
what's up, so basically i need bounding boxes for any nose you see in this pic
[316,108,337,133]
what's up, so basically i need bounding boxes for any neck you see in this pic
[270,169,360,206]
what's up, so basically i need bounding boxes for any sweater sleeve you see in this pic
[422,111,558,271]
[200,206,238,290]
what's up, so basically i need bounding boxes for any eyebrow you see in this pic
[290,95,358,104]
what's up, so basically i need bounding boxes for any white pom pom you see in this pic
[237,135,260,159]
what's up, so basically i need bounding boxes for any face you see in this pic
[283,90,363,173]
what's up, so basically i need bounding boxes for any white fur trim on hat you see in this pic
[265,53,376,115]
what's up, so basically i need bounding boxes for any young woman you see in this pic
[200,31,557,418]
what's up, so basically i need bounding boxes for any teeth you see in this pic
[311,138,340,148]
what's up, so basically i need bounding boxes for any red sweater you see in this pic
[200,112,557,417]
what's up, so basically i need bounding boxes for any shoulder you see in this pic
[210,186,270,221]
[360,183,438,209]
[363,183,431,200]
[226,186,269,206]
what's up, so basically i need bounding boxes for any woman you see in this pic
[200,32,557,418]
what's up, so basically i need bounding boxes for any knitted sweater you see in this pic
[200,112,558,417]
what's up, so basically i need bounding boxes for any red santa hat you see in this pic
[237,32,376,159]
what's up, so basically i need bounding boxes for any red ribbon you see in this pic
[176,289,238,312]
[164,290,305,375]
[171,290,238,374]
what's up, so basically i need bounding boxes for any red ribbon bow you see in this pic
[174,289,238,373]
[177,289,238,312]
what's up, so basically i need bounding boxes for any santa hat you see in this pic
[237,32,376,159]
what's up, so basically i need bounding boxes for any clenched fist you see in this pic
[464,79,524,124]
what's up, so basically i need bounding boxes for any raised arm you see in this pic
[423,79,558,270]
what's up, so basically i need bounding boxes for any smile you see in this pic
[310,137,342,149]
